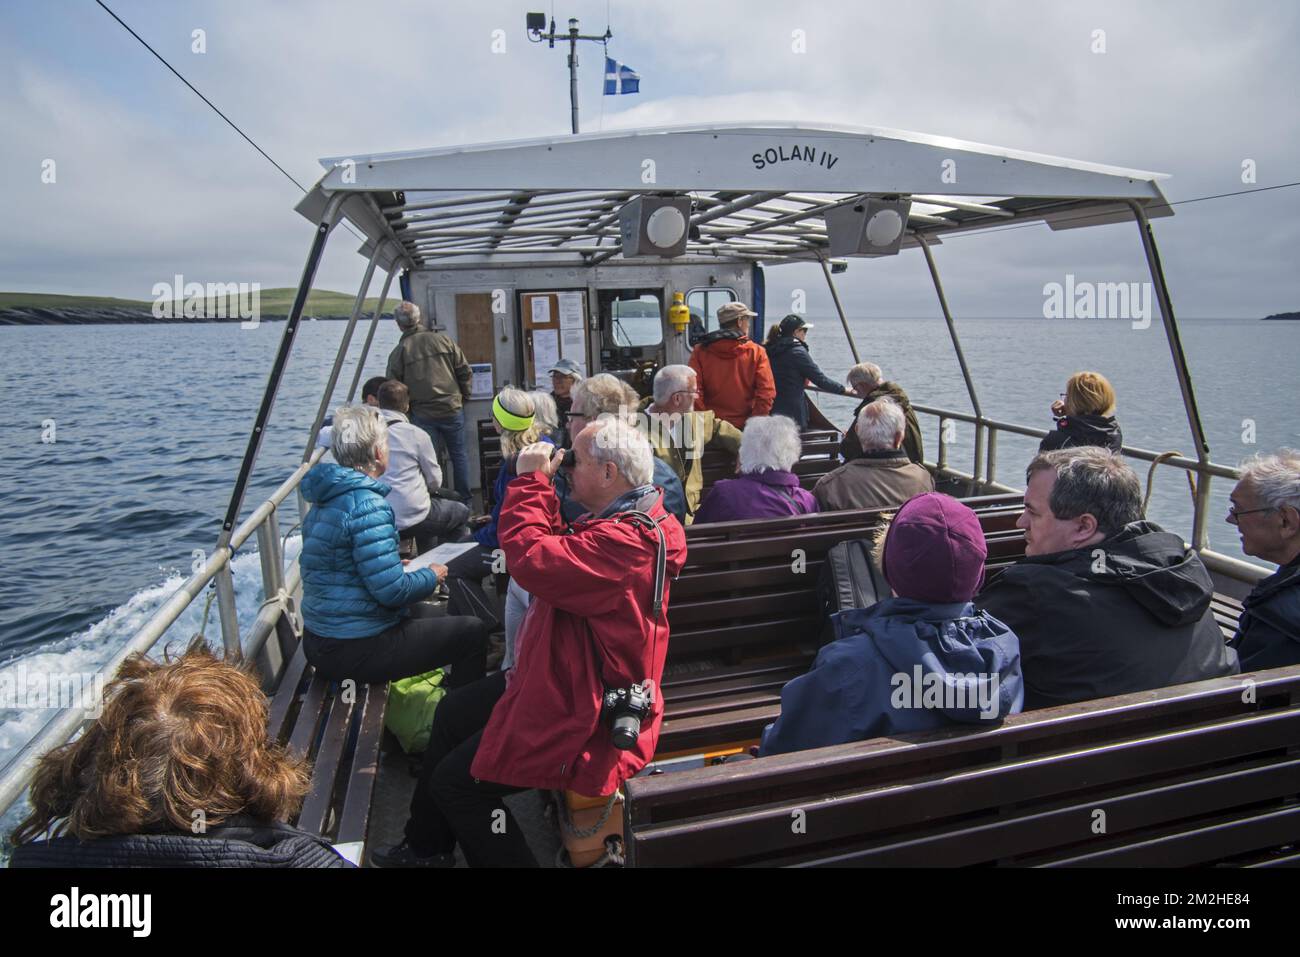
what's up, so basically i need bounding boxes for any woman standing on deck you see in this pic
[764,314,853,429]
[1039,371,1123,453]
[298,405,488,686]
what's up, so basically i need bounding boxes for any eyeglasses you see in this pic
[1227,504,1275,522]
[672,389,701,399]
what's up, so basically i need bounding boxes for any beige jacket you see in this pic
[639,401,742,520]
[812,450,934,512]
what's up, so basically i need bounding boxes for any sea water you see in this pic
[0,315,1295,847]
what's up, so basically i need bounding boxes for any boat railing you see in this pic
[0,447,326,819]
[910,401,1267,584]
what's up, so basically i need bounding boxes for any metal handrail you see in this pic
[0,447,326,817]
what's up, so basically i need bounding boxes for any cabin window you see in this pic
[601,289,664,348]
[685,287,738,344]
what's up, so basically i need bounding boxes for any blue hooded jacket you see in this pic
[759,597,1024,756]
[299,462,439,639]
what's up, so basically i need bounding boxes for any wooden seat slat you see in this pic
[267,642,311,743]
[295,685,354,836]
[336,682,390,848]
[287,673,331,757]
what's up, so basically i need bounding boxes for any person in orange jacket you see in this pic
[688,301,776,429]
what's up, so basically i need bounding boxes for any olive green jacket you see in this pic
[841,381,925,466]
[386,329,473,419]
[638,397,742,521]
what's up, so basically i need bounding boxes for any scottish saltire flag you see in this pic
[604,56,640,95]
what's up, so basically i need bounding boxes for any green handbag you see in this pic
[384,669,447,754]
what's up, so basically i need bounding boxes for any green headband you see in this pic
[493,394,535,432]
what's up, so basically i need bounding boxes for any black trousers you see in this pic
[404,672,536,867]
[400,497,473,555]
[302,615,488,688]
[443,544,501,628]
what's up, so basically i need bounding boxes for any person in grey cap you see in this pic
[547,357,584,418]
[688,301,776,429]
[764,314,854,429]
[386,301,474,504]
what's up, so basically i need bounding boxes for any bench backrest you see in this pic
[666,494,1026,666]
[628,666,1300,867]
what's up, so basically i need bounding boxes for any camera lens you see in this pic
[611,715,640,750]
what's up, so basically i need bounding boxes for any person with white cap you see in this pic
[688,300,776,429]
[764,314,855,429]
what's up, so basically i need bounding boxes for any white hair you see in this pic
[1240,449,1300,512]
[331,404,388,471]
[652,364,695,405]
[588,415,654,487]
[528,389,560,437]
[847,362,883,391]
[855,398,906,451]
[739,415,803,473]
[572,373,638,419]
[393,301,421,329]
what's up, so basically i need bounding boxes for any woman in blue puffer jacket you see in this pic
[299,405,487,687]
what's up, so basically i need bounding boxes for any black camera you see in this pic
[602,681,655,750]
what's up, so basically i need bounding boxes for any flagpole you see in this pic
[526,13,612,135]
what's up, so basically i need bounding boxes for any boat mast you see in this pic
[527,12,612,134]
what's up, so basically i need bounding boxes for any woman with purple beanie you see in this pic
[760,492,1024,755]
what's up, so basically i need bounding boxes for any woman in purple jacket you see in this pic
[693,415,819,524]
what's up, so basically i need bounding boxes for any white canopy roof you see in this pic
[295,123,1173,270]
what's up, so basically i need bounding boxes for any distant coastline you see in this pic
[1263,311,1300,321]
[0,289,391,325]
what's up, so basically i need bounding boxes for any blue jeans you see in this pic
[414,411,471,504]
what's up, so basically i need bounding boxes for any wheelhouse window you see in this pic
[684,287,738,344]
[601,289,664,348]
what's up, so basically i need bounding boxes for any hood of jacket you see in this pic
[835,597,1023,723]
[856,381,913,412]
[764,335,807,362]
[695,326,750,354]
[1051,413,1121,444]
[745,468,804,488]
[301,461,389,505]
[1041,520,1215,626]
[8,819,351,868]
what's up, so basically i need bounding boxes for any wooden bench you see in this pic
[625,663,1300,867]
[657,497,1247,760]
[656,495,1027,756]
[267,639,389,864]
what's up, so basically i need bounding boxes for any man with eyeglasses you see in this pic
[1227,450,1300,670]
[641,365,742,522]
[977,447,1238,709]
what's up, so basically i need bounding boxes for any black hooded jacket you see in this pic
[1232,554,1300,671]
[1038,413,1123,453]
[976,521,1239,710]
[764,335,845,428]
[8,819,352,868]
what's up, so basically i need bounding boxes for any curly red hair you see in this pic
[12,638,308,844]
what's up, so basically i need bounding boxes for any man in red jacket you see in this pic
[373,416,687,867]
[689,301,776,428]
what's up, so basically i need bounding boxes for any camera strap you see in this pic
[612,507,668,622]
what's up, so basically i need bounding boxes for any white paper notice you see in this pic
[470,362,493,399]
[531,297,552,325]
[557,292,588,375]
[557,292,584,330]
[404,541,479,573]
[532,328,560,385]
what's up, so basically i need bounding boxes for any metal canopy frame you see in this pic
[299,123,1173,270]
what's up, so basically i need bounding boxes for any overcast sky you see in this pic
[2,0,1297,317]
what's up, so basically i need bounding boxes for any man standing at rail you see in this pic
[386,301,474,504]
